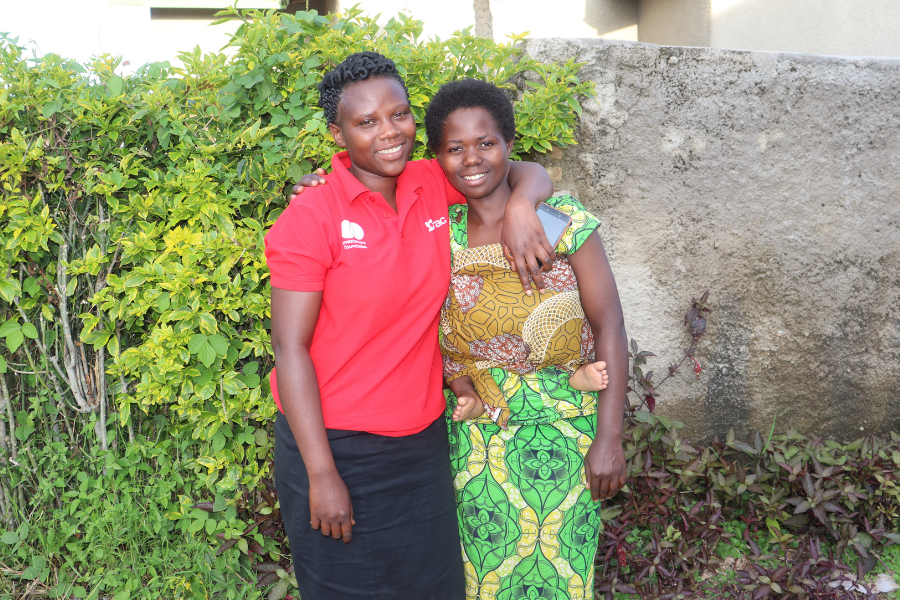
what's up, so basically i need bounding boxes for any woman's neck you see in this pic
[465,181,512,248]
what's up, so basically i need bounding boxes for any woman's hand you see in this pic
[584,435,627,502]
[309,470,355,543]
[501,197,555,295]
[288,168,328,202]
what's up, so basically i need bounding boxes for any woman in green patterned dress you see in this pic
[424,79,628,600]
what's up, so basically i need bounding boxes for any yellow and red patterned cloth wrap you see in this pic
[440,194,602,428]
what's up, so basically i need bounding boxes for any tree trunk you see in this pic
[474,0,493,39]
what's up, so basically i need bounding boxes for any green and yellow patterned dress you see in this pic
[441,195,604,600]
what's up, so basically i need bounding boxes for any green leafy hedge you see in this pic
[0,8,591,531]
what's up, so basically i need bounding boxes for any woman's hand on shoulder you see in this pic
[584,434,627,502]
[288,168,328,202]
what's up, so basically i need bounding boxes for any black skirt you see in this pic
[274,413,465,600]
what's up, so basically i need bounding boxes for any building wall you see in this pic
[579,0,638,41]
[340,1,900,57]
[348,0,614,41]
[5,0,900,69]
[638,0,710,47]
[710,0,900,57]
[525,38,900,441]
[147,9,241,66]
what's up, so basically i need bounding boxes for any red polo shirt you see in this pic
[265,151,462,436]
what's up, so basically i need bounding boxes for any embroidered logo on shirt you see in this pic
[341,220,367,249]
[424,217,447,232]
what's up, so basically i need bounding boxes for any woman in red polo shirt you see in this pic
[265,52,556,599]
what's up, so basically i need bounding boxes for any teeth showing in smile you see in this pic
[463,173,486,181]
[376,145,403,154]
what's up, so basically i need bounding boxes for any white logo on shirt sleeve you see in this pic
[341,220,366,249]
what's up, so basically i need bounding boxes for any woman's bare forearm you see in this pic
[567,232,628,438]
[593,323,628,440]
[506,161,554,207]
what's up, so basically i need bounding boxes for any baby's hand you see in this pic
[569,361,608,391]
[452,393,486,422]
[288,168,328,201]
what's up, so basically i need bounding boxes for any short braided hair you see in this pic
[318,51,408,125]
[424,79,516,152]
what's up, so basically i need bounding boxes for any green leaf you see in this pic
[212,429,226,453]
[0,279,20,302]
[41,303,54,320]
[188,334,208,354]
[213,495,227,512]
[5,329,24,353]
[239,374,260,388]
[242,361,259,376]
[21,564,40,579]
[0,355,6,374]
[106,335,120,357]
[197,342,216,368]
[122,272,147,288]
[107,75,125,97]
[21,322,38,339]
[188,517,205,533]
[42,101,61,118]
[15,424,34,442]
[268,579,289,600]
[0,320,20,337]
[208,334,229,357]
[198,312,217,335]
[157,292,171,312]
[0,531,18,544]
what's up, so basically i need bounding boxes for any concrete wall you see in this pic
[524,38,900,440]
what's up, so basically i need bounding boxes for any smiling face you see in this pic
[328,76,416,190]
[436,107,514,202]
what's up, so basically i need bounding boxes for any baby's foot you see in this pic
[569,361,609,391]
[452,394,486,422]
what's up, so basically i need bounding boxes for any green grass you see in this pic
[875,544,900,599]
[0,437,270,600]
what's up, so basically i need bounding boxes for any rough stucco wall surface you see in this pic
[524,38,900,441]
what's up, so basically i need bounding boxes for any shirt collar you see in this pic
[329,151,424,205]
[330,151,371,204]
